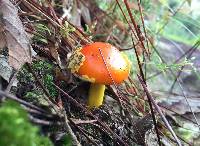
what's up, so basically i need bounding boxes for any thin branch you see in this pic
[137,0,150,55]
[53,83,128,146]
[115,0,137,39]
[0,90,47,114]
[147,38,200,129]
[62,110,81,146]
[130,35,162,145]
[26,63,81,145]
[137,75,182,146]
[69,119,99,146]
[26,63,59,112]
[123,0,148,56]
[146,38,200,80]
[29,115,60,126]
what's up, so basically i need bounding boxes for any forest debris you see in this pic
[138,75,182,146]
[71,118,97,125]
[159,96,200,115]
[0,55,12,82]
[48,42,61,66]
[132,114,154,145]
[0,31,6,49]
[0,0,32,70]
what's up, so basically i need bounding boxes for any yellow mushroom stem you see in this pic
[87,83,106,108]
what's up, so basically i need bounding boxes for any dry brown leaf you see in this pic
[55,67,73,83]
[0,0,32,70]
[159,97,200,115]
[0,31,6,50]
[48,42,62,66]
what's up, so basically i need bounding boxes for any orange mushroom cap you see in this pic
[68,42,131,85]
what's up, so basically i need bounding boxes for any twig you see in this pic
[98,47,139,133]
[147,38,200,80]
[168,39,200,93]
[23,0,60,27]
[23,105,55,118]
[130,35,162,145]
[123,0,148,56]
[69,119,99,146]
[71,118,97,125]
[62,110,81,146]
[29,115,60,126]
[26,63,59,112]
[147,38,200,129]
[0,90,81,145]
[0,90,47,113]
[159,104,198,125]
[52,83,128,146]
[98,48,124,107]
[26,63,81,145]
[115,0,137,39]
[136,0,150,55]
[160,124,192,146]
[131,35,146,84]
[137,75,182,146]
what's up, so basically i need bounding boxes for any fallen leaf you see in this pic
[158,96,200,115]
[55,67,73,83]
[0,0,32,70]
[0,31,6,49]
[48,42,60,65]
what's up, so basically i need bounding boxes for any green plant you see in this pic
[60,21,76,37]
[33,23,51,44]
[57,135,72,146]
[32,60,58,97]
[0,100,53,146]
[44,74,58,97]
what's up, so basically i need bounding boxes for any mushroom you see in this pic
[68,42,131,108]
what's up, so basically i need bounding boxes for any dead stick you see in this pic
[137,75,182,146]
[53,83,128,146]
[26,63,59,111]
[26,63,81,145]
[0,90,47,113]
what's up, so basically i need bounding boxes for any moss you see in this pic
[17,60,58,104]
[43,74,58,97]
[0,100,53,146]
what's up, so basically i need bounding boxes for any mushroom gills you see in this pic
[88,83,106,108]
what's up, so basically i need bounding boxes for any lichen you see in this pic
[67,47,85,73]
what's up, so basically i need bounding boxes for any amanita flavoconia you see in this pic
[68,42,131,108]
